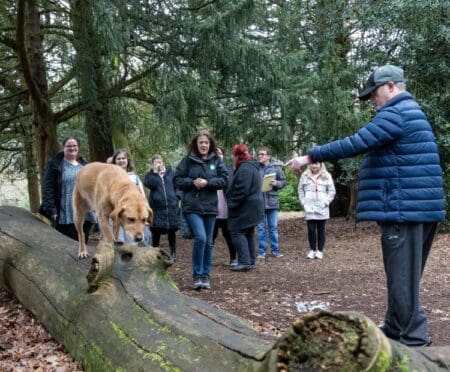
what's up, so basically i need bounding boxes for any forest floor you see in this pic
[1,214,449,371]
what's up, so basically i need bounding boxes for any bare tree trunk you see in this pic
[71,0,114,162]
[16,0,58,178]
[23,121,40,212]
[345,181,357,221]
[1,206,448,371]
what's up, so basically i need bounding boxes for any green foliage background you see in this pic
[279,168,301,212]
[0,0,448,221]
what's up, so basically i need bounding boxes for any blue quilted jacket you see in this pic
[309,92,445,223]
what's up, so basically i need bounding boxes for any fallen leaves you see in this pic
[0,290,83,372]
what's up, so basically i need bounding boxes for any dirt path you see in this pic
[169,216,450,344]
[1,216,449,370]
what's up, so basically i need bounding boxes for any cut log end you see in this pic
[273,311,392,372]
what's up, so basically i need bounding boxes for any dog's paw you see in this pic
[78,252,90,259]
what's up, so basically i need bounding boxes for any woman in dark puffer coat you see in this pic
[144,155,179,261]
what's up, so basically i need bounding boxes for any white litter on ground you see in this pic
[295,300,330,313]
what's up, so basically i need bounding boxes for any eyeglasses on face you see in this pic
[258,153,267,156]
[64,145,78,148]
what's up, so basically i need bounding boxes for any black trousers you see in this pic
[230,227,256,266]
[380,222,437,346]
[306,220,326,252]
[56,222,92,244]
[213,218,236,260]
[151,227,177,251]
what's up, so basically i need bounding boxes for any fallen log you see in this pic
[0,206,448,371]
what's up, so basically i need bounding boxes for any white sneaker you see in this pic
[307,250,315,259]
[315,251,323,259]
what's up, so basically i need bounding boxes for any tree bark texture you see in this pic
[23,119,41,212]
[71,0,114,162]
[0,206,448,372]
[0,207,272,371]
[16,0,59,176]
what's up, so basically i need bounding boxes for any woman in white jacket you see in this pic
[298,162,335,259]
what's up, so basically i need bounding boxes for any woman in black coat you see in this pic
[38,136,95,242]
[174,130,228,290]
[144,155,179,260]
[228,144,264,271]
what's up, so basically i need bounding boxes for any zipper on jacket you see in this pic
[161,176,170,230]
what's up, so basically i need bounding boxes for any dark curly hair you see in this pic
[187,129,218,156]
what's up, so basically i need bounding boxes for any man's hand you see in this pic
[284,155,311,172]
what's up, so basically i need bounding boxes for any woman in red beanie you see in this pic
[227,144,264,271]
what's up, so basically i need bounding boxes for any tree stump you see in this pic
[0,207,448,371]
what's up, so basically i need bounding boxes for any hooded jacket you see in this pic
[174,152,228,215]
[309,92,445,223]
[144,166,179,229]
[298,165,336,220]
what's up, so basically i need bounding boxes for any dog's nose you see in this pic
[134,234,143,242]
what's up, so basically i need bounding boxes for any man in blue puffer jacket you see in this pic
[287,65,445,347]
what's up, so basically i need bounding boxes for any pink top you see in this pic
[216,189,228,219]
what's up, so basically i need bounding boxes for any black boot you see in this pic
[170,247,176,262]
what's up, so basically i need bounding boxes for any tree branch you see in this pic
[15,0,52,117]
[48,69,76,97]
[0,35,17,50]
[114,91,157,104]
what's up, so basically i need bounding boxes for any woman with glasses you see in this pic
[256,147,286,258]
[39,136,96,242]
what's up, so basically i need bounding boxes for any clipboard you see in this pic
[262,173,276,192]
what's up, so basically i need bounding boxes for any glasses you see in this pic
[258,153,267,156]
[64,145,78,148]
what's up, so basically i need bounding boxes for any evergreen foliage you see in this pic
[279,168,301,212]
[0,0,448,220]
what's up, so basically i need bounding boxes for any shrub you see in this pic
[279,168,302,211]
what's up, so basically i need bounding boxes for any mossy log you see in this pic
[0,207,449,371]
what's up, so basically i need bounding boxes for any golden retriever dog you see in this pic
[72,162,152,258]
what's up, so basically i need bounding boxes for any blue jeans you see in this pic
[185,213,216,279]
[257,209,279,255]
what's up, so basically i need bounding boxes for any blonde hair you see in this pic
[306,162,332,181]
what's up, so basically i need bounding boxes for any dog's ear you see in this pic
[146,206,153,226]
[110,206,124,228]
